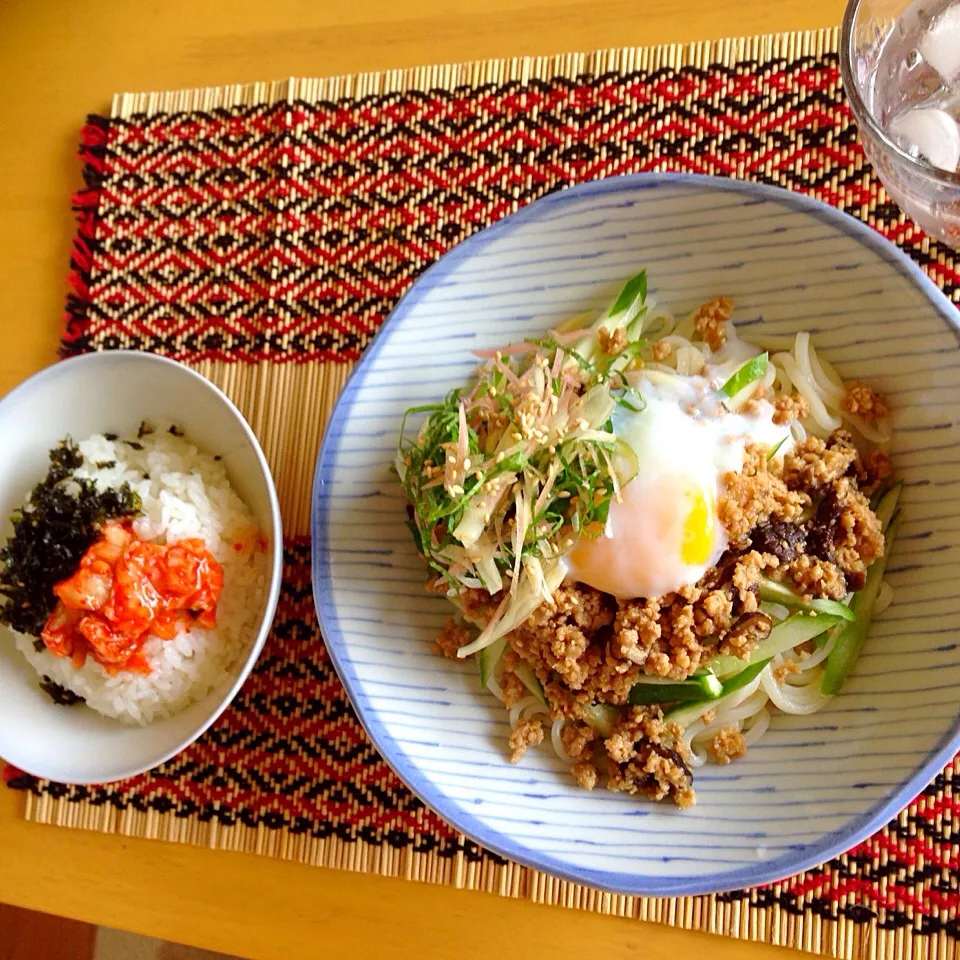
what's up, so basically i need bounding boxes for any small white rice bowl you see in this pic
[14,425,268,725]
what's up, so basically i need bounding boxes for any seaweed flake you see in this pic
[39,676,84,706]
[103,432,118,441]
[124,441,144,451]
[95,460,117,469]
[168,424,185,437]
[213,455,222,462]
[137,421,154,439]
[0,439,141,637]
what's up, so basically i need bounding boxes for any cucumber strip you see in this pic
[666,662,770,728]
[583,703,622,738]
[721,658,772,695]
[874,481,902,530]
[820,512,901,696]
[478,635,507,688]
[709,611,843,678]
[719,353,768,398]
[758,578,855,621]
[628,672,723,706]
[869,482,890,511]
[514,663,548,707]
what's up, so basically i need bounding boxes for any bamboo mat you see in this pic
[7,27,960,960]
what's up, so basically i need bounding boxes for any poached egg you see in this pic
[564,371,790,600]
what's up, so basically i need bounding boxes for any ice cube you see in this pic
[919,4,960,85]
[889,106,960,172]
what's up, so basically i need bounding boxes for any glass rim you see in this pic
[841,0,960,189]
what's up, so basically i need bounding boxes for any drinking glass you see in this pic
[841,0,960,249]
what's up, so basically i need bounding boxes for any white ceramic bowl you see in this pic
[313,174,960,896]
[0,351,282,783]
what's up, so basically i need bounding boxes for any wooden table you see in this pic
[0,0,844,956]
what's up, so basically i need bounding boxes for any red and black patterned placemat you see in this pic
[5,28,960,960]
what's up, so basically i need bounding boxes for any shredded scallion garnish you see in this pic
[396,270,655,654]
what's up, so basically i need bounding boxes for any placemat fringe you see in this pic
[109,28,840,116]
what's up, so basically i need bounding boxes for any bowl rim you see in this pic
[312,172,960,896]
[0,350,284,784]
[840,0,960,189]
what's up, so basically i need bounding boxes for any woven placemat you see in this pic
[6,26,960,960]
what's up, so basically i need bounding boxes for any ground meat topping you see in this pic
[613,597,661,665]
[613,593,711,681]
[843,380,889,422]
[731,550,780,612]
[510,584,615,690]
[771,392,810,425]
[561,722,596,760]
[806,477,884,589]
[508,718,544,763]
[863,449,894,488]
[719,444,808,543]
[695,588,734,637]
[434,619,469,659]
[709,727,746,765]
[424,575,448,595]
[773,660,800,684]
[651,340,673,361]
[605,707,695,808]
[692,296,733,352]
[501,669,527,707]
[782,434,857,492]
[598,325,628,354]
[717,612,772,658]
[784,554,848,600]
[571,760,599,790]
[458,586,499,626]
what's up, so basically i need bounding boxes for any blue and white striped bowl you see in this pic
[311,174,960,896]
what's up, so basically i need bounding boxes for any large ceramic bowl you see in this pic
[0,352,283,784]
[312,174,960,896]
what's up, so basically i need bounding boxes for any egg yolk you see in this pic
[565,474,722,601]
[681,488,715,565]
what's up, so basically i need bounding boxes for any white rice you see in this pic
[14,425,268,725]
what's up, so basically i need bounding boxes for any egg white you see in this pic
[564,369,792,600]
